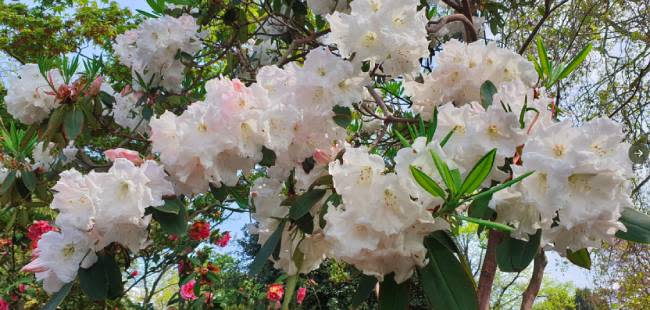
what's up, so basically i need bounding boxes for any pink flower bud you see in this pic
[104,148,144,166]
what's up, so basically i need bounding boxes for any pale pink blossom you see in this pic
[104,148,143,166]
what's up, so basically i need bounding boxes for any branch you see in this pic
[365,86,419,124]
[609,59,650,117]
[427,14,478,42]
[440,0,463,12]
[518,0,569,55]
[520,250,547,310]
[478,230,503,310]
[632,174,650,195]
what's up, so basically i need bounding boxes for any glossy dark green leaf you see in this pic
[42,281,73,310]
[79,257,109,300]
[496,230,541,272]
[333,105,352,128]
[429,150,457,195]
[555,43,592,82]
[379,274,408,310]
[249,221,286,276]
[21,170,37,192]
[350,274,378,309]
[152,199,187,235]
[460,149,496,195]
[536,37,550,77]
[480,80,498,109]
[260,146,276,167]
[289,189,327,220]
[420,236,479,310]
[469,171,535,202]
[615,207,650,243]
[566,248,591,270]
[64,109,84,140]
[410,165,445,198]
[152,198,181,215]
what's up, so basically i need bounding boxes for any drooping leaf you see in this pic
[64,109,84,140]
[79,258,109,300]
[152,199,187,235]
[615,207,650,243]
[289,189,327,220]
[496,230,541,272]
[410,165,446,198]
[249,221,286,276]
[21,170,37,192]
[566,248,591,270]
[419,236,479,310]
[42,282,73,310]
[378,274,408,310]
[460,149,496,195]
[152,198,181,215]
[1,171,16,195]
[480,81,498,109]
[350,274,378,309]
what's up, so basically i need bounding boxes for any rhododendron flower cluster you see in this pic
[405,39,538,118]
[327,0,429,76]
[4,64,63,125]
[114,14,203,92]
[22,158,174,293]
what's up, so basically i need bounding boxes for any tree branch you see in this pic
[518,0,569,55]
[427,14,478,42]
[520,250,547,310]
[478,230,503,310]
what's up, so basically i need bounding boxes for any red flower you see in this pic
[0,298,8,310]
[27,221,56,249]
[296,287,307,305]
[215,231,231,247]
[129,270,139,278]
[267,284,284,303]
[188,221,211,241]
[180,279,197,301]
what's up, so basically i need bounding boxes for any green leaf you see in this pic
[152,199,187,235]
[42,282,73,310]
[566,248,591,270]
[1,171,16,195]
[152,199,181,215]
[45,107,66,138]
[350,275,378,309]
[333,106,352,128]
[64,109,84,140]
[429,150,457,195]
[460,149,496,195]
[393,129,411,147]
[249,221,286,276]
[378,274,408,310]
[142,105,154,121]
[410,165,446,198]
[458,215,514,233]
[555,43,592,82]
[260,147,276,167]
[496,230,541,272]
[419,236,479,310]
[21,170,37,192]
[439,129,454,147]
[79,258,109,300]
[615,207,650,243]
[469,171,535,202]
[289,189,327,220]
[480,80,498,109]
[536,37,550,78]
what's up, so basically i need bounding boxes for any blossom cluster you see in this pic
[150,47,364,194]
[22,156,174,293]
[4,64,63,125]
[114,14,203,93]
[326,0,429,76]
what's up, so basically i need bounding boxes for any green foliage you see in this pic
[497,230,542,272]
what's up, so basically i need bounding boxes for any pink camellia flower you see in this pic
[215,231,231,247]
[104,148,144,166]
[296,287,307,305]
[0,297,9,310]
[267,284,284,303]
[27,221,56,249]
[180,279,198,301]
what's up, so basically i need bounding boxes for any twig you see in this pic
[478,230,503,310]
[520,250,547,310]
[518,0,569,55]
[427,14,478,42]
[632,174,650,195]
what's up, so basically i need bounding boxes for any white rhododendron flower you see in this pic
[32,142,57,172]
[327,0,429,76]
[405,40,538,118]
[114,14,203,92]
[22,228,97,294]
[5,64,63,125]
[112,91,148,133]
[324,147,442,283]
